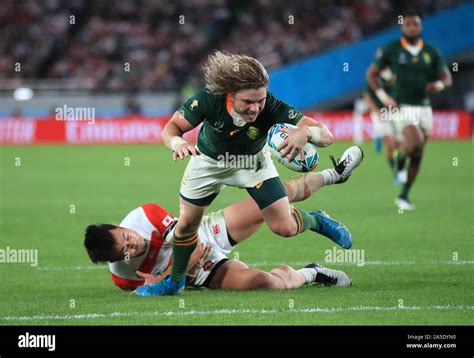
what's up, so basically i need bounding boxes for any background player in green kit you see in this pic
[367,13,452,210]
[138,51,363,296]
[363,67,406,183]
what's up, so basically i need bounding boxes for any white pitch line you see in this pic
[36,265,107,271]
[246,260,474,267]
[33,260,474,271]
[244,260,416,267]
[3,305,473,322]
[439,260,474,265]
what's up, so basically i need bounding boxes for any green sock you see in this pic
[388,159,395,176]
[399,182,412,200]
[292,208,319,232]
[396,152,407,171]
[170,233,198,284]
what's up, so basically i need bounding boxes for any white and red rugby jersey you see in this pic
[109,203,177,290]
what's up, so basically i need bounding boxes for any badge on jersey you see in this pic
[162,215,174,227]
[246,126,259,140]
[423,52,431,64]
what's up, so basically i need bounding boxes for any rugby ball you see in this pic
[267,123,319,172]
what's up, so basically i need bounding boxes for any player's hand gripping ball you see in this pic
[267,123,319,172]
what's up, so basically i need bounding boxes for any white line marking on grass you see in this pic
[247,260,474,267]
[246,261,417,267]
[36,265,107,271]
[3,305,473,322]
[34,260,474,272]
[439,260,474,265]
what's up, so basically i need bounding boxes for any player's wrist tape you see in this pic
[375,88,390,104]
[305,126,322,144]
[434,80,445,92]
[170,136,188,151]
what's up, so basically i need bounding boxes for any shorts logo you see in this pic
[212,224,220,235]
[203,260,214,271]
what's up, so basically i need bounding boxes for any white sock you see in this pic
[298,268,317,284]
[321,169,340,185]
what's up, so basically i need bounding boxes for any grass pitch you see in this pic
[0,141,472,325]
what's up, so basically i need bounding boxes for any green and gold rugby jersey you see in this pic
[179,88,303,159]
[374,38,447,106]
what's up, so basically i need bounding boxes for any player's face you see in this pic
[110,227,146,261]
[231,87,267,122]
[401,16,422,42]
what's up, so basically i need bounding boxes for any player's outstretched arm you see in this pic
[162,111,201,160]
[366,63,398,107]
[297,116,334,147]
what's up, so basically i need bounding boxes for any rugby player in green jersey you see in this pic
[363,67,407,183]
[139,52,363,296]
[367,13,452,210]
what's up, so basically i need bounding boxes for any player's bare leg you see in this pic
[226,179,352,248]
[382,134,398,168]
[222,176,315,243]
[207,260,351,290]
[260,196,300,237]
[224,146,363,244]
[175,198,207,237]
[397,124,425,210]
[252,186,351,248]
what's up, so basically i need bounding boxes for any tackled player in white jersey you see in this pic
[84,146,362,294]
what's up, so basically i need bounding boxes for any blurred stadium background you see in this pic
[0,1,473,326]
[0,0,472,144]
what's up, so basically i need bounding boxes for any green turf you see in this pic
[0,141,473,325]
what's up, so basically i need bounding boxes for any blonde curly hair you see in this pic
[204,51,269,95]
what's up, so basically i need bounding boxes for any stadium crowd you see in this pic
[0,0,463,92]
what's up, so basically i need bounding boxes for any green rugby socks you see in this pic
[170,233,198,284]
[292,207,319,232]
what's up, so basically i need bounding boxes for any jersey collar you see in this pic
[226,93,247,127]
[400,37,424,56]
